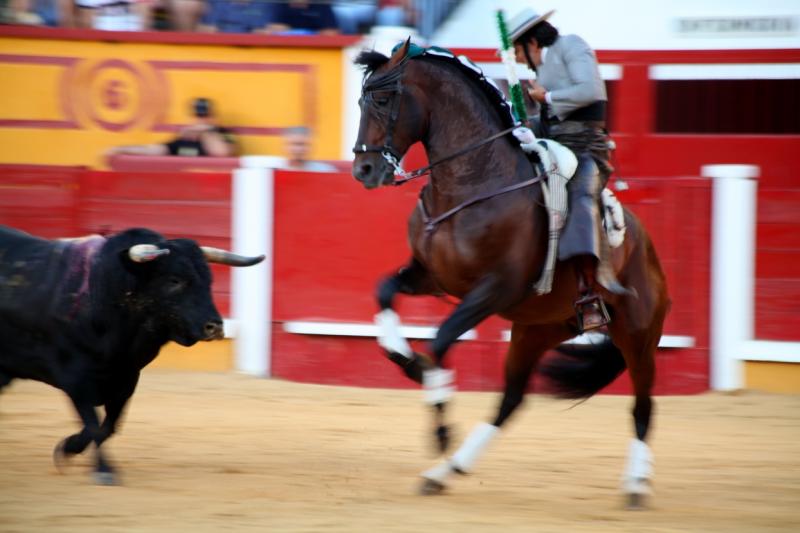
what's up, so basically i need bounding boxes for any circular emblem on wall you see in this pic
[65,58,163,132]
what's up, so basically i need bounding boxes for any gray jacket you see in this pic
[536,34,606,121]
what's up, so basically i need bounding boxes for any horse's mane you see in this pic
[355,45,517,131]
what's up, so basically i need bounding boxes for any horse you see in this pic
[351,40,670,508]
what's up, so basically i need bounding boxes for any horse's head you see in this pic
[352,39,428,189]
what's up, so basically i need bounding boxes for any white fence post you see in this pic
[230,156,276,377]
[704,164,759,390]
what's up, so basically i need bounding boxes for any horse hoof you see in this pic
[419,478,446,496]
[93,471,118,486]
[53,439,73,474]
[626,492,647,510]
[435,425,450,454]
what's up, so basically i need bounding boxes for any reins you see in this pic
[390,125,518,185]
[418,174,542,233]
[355,48,544,234]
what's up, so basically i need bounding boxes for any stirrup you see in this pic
[574,294,611,333]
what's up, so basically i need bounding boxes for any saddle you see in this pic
[521,139,630,296]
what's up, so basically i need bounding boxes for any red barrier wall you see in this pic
[270,170,712,394]
[0,166,233,315]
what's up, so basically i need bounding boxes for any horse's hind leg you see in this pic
[608,309,664,509]
[420,323,573,495]
[375,258,439,383]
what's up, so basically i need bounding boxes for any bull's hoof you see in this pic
[626,492,647,510]
[53,439,75,473]
[419,478,446,496]
[93,471,118,486]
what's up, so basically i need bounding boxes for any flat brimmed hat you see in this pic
[508,8,555,42]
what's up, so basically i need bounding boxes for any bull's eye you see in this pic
[167,276,185,291]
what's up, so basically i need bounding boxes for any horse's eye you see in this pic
[375,97,389,106]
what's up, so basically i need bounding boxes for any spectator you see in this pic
[3,0,65,25]
[267,0,339,36]
[331,1,375,35]
[74,0,156,30]
[106,97,236,159]
[165,0,205,31]
[375,0,413,27]
[197,0,273,33]
[281,126,336,172]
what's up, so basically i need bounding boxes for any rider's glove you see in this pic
[512,126,536,148]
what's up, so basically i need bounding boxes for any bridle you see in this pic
[353,56,517,186]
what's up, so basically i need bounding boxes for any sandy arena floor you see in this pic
[0,370,798,533]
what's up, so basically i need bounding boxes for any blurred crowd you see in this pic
[0,0,426,35]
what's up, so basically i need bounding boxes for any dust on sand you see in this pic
[1,371,798,532]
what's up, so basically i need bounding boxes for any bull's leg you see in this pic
[375,259,438,383]
[98,372,140,443]
[55,372,137,485]
[420,323,572,495]
[0,371,12,392]
[56,395,117,484]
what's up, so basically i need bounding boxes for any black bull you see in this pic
[0,226,263,484]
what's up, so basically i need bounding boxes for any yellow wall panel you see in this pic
[745,361,800,394]
[0,34,347,167]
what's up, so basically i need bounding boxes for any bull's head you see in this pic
[113,230,264,347]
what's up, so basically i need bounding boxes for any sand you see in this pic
[1,370,798,532]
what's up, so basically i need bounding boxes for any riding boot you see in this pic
[574,255,610,332]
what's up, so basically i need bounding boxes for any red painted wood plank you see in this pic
[755,279,800,341]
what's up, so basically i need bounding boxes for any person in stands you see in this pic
[106,97,236,158]
[281,126,336,172]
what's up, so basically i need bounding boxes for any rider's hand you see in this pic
[527,81,548,103]
[512,126,535,145]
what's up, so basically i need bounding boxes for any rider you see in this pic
[508,7,617,332]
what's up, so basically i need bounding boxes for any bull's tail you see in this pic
[538,336,626,399]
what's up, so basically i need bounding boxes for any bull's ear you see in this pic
[128,244,170,263]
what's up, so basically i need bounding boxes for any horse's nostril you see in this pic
[357,163,373,180]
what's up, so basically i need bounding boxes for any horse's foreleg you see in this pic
[420,323,572,495]
[419,274,514,455]
[375,259,438,383]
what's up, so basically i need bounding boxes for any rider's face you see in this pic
[514,39,543,68]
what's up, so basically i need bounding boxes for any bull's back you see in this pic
[0,227,75,385]
[0,226,65,316]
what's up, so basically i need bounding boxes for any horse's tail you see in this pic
[538,337,626,399]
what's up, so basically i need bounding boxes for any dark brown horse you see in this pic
[351,40,669,508]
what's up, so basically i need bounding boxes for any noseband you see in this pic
[353,57,517,185]
[352,57,409,179]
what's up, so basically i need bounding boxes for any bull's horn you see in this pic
[200,247,265,267]
[129,244,170,262]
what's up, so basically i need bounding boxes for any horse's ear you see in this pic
[389,37,412,66]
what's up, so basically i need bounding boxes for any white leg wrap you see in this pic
[421,460,454,485]
[450,422,499,473]
[423,368,455,405]
[623,438,654,494]
[374,309,412,359]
